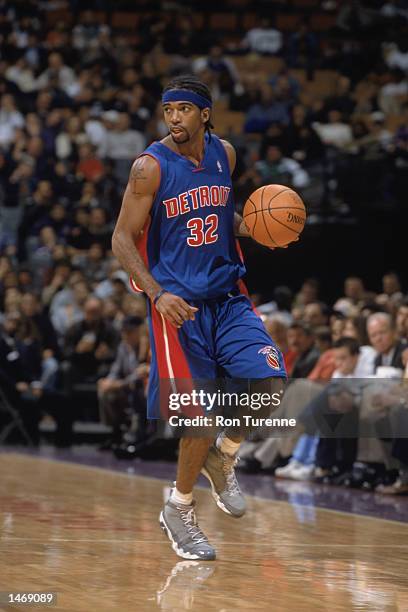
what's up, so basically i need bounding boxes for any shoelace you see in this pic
[222,454,241,496]
[179,507,208,544]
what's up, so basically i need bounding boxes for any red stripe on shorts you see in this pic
[150,307,203,420]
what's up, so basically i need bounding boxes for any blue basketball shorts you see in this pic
[146,287,286,419]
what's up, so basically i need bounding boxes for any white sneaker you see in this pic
[290,465,315,481]
[275,460,302,479]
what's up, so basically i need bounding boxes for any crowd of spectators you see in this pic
[0,1,407,493]
[239,272,408,495]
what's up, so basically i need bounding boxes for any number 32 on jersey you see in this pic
[187,214,218,247]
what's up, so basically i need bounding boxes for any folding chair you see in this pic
[0,387,33,445]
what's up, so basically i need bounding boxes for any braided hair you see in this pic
[163,75,214,139]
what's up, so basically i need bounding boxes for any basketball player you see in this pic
[112,75,286,560]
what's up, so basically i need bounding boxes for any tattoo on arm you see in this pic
[130,164,148,195]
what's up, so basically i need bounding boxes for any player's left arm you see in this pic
[220,139,250,237]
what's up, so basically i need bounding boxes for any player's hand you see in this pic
[155,292,198,328]
[238,220,251,237]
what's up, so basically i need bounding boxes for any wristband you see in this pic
[153,289,168,306]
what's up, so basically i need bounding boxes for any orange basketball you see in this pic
[243,184,306,248]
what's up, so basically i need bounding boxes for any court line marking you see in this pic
[2,452,408,528]
[3,537,408,547]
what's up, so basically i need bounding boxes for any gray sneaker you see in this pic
[201,445,246,517]
[159,499,216,560]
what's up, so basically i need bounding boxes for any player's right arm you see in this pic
[112,156,198,328]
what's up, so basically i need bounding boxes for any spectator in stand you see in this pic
[323,76,356,119]
[55,116,87,161]
[368,312,407,374]
[72,10,110,52]
[240,16,283,56]
[255,145,310,189]
[396,299,408,342]
[193,44,242,98]
[76,142,105,183]
[104,112,145,187]
[245,86,291,133]
[376,272,403,310]
[0,94,24,149]
[63,296,120,385]
[20,292,60,358]
[293,278,319,308]
[303,302,330,329]
[17,180,54,262]
[265,316,297,375]
[281,105,325,166]
[333,276,372,316]
[0,311,72,446]
[28,226,59,284]
[313,110,354,150]
[378,68,408,115]
[36,51,76,94]
[51,279,90,340]
[5,57,38,94]
[288,323,320,378]
[88,207,112,252]
[72,242,109,285]
[97,316,148,450]
[66,208,92,252]
[41,260,74,309]
[286,19,319,80]
[384,40,408,73]
[306,337,373,483]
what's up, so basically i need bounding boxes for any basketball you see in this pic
[243,184,306,248]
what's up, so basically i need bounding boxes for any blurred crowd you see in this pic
[239,273,408,496]
[0,0,407,493]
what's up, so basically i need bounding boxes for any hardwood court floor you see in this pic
[1,453,408,612]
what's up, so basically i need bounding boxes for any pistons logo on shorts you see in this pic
[258,345,281,370]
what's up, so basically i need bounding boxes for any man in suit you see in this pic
[97,316,148,449]
[366,312,408,494]
[367,312,406,372]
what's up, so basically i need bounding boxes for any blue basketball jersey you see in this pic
[139,134,246,300]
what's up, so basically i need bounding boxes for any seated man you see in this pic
[276,336,373,480]
[97,316,149,449]
[63,296,120,385]
[0,312,72,446]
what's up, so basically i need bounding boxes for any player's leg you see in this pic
[176,437,214,494]
[202,377,285,517]
[160,441,217,561]
[201,292,287,517]
[149,304,218,559]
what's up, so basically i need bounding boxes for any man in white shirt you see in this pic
[241,17,283,55]
[104,113,146,187]
[313,110,353,150]
[36,52,76,94]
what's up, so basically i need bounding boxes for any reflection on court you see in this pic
[1,453,408,611]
